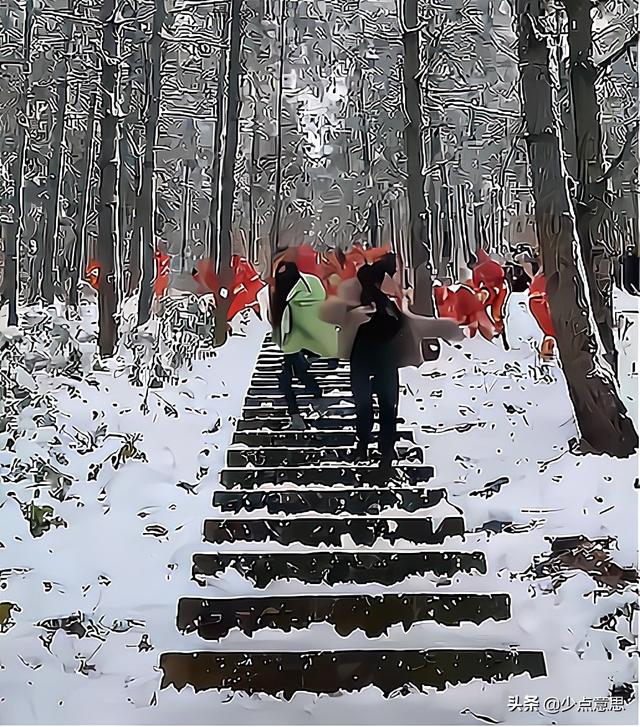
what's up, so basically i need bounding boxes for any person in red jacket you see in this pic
[528,271,555,359]
[472,249,509,343]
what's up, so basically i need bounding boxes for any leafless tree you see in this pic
[517,0,638,456]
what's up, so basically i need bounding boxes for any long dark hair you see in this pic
[357,263,385,306]
[374,252,397,279]
[271,260,300,330]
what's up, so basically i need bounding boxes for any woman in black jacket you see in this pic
[350,257,404,470]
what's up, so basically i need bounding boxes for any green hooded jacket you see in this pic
[276,273,339,358]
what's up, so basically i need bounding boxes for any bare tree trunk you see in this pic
[432,127,453,277]
[269,0,287,258]
[96,0,120,356]
[42,19,72,305]
[207,47,227,259]
[564,0,617,373]
[248,111,259,266]
[214,0,243,346]
[137,0,165,326]
[517,0,637,457]
[3,0,34,326]
[357,69,380,249]
[402,0,433,315]
[69,90,98,308]
[180,161,190,269]
[119,134,134,295]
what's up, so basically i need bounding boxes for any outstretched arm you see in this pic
[404,311,465,343]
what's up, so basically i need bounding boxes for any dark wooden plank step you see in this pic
[219,465,433,489]
[255,362,350,372]
[250,382,351,391]
[176,593,511,640]
[192,551,486,588]
[247,389,351,400]
[213,486,445,516]
[241,405,358,420]
[252,371,351,380]
[247,386,352,396]
[236,417,407,431]
[160,649,546,696]
[245,390,352,400]
[226,446,423,468]
[203,516,464,547]
[232,430,415,448]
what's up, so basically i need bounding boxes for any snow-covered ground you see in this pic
[0,292,637,725]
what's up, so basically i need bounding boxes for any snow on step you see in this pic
[175,593,512,640]
[241,404,361,420]
[160,649,546,696]
[232,429,416,447]
[226,444,423,467]
[202,513,464,547]
[212,486,447,516]
[246,386,352,397]
[219,464,434,488]
[191,551,488,588]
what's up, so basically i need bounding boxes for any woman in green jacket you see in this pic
[271,261,338,430]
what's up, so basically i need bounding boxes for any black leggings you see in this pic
[278,352,322,415]
[350,354,399,459]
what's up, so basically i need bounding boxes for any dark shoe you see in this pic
[290,413,307,431]
[377,459,394,481]
[379,448,396,473]
[353,443,369,464]
[310,396,332,415]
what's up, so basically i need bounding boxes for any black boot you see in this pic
[378,447,396,476]
[353,442,369,464]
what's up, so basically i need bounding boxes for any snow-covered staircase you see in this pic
[159,337,546,697]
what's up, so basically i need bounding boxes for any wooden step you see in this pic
[245,386,353,398]
[202,516,464,547]
[219,465,434,489]
[251,372,351,382]
[213,486,446,516]
[226,445,423,468]
[160,649,546,696]
[192,551,487,588]
[236,416,367,431]
[254,362,350,372]
[249,382,353,390]
[247,385,352,396]
[232,429,415,448]
[241,404,358,420]
[244,392,353,405]
[176,592,511,640]
[235,416,407,432]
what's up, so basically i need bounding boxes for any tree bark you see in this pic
[207,47,227,260]
[402,0,433,315]
[248,111,259,266]
[180,161,190,269]
[358,71,380,249]
[96,0,120,356]
[269,0,287,258]
[3,0,34,326]
[214,0,243,346]
[137,0,165,327]
[69,90,98,308]
[42,18,73,305]
[564,0,617,373]
[517,0,637,457]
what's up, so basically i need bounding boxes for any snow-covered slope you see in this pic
[0,293,636,724]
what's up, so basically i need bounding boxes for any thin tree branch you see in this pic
[597,30,639,72]
[597,122,639,184]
